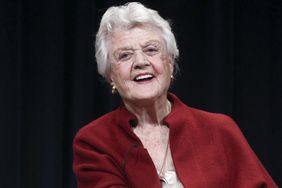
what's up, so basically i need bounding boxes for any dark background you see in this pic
[1,0,281,187]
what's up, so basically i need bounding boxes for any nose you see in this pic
[133,51,149,69]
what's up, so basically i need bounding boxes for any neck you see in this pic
[123,95,171,127]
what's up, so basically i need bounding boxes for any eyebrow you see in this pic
[114,46,132,53]
[142,40,162,47]
[113,40,162,53]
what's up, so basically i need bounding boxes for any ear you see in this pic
[110,72,116,82]
[168,56,174,76]
[109,79,116,92]
[109,77,115,86]
[107,67,114,84]
[170,62,174,75]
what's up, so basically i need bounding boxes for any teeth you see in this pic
[135,74,153,81]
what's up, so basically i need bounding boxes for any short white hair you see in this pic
[95,2,179,81]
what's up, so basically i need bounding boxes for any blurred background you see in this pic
[1,0,281,187]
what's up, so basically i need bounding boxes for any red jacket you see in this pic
[73,93,278,188]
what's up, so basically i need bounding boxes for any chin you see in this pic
[129,88,166,102]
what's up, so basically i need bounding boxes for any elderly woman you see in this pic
[73,2,277,188]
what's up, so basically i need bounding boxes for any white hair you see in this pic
[95,2,179,80]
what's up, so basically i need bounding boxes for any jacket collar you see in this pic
[114,92,189,134]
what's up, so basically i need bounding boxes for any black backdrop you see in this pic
[1,0,281,187]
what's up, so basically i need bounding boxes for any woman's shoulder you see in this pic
[188,106,236,126]
[169,93,236,128]
[184,106,248,145]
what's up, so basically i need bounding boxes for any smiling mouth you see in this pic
[133,74,155,82]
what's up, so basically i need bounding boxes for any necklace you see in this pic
[158,100,171,184]
[158,136,170,184]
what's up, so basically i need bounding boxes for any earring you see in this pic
[170,75,174,79]
[111,85,117,94]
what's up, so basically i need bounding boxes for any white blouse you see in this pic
[157,146,184,188]
[158,169,184,188]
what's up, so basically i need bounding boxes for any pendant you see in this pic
[160,176,168,184]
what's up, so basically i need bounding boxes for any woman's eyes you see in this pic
[144,46,160,56]
[117,52,132,61]
[116,45,160,62]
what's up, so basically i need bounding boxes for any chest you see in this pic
[133,125,171,171]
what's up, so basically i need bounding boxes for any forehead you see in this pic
[107,26,164,50]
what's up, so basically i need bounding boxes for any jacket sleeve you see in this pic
[73,131,128,188]
[220,115,278,188]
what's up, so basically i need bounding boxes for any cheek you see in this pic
[109,64,121,82]
[110,64,131,82]
[161,55,173,74]
[152,57,172,75]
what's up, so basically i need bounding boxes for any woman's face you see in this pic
[108,26,173,104]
